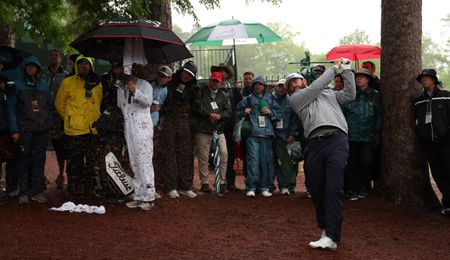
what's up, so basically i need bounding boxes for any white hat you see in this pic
[158,65,173,77]
[276,78,286,86]
[284,73,304,88]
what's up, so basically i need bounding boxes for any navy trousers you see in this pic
[304,132,348,242]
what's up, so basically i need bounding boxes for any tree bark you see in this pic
[0,25,14,46]
[379,0,440,210]
[149,0,172,29]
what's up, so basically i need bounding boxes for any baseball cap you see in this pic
[276,78,286,86]
[158,65,173,77]
[210,71,223,82]
[285,73,304,88]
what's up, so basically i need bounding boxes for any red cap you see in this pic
[210,71,223,82]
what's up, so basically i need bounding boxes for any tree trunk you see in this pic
[379,0,440,210]
[0,25,14,46]
[149,0,172,29]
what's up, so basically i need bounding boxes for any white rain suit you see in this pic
[117,79,155,202]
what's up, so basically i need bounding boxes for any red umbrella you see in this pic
[326,44,381,69]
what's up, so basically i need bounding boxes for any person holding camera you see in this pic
[7,56,53,204]
[55,55,103,200]
[237,76,281,197]
[289,58,355,250]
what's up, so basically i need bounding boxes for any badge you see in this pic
[425,112,432,124]
[31,100,39,112]
[176,84,185,93]
[276,118,283,129]
[258,115,266,127]
[210,101,218,110]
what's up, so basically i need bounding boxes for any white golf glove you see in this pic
[341,58,352,70]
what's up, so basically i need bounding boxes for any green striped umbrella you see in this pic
[186,19,282,80]
[186,19,282,46]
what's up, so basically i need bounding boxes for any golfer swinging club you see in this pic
[287,58,355,250]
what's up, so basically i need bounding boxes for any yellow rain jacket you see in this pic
[55,56,103,136]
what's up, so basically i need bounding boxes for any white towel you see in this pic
[50,201,106,214]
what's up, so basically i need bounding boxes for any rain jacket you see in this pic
[55,56,102,136]
[342,88,382,142]
[237,92,281,137]
[414,86,450,143]
[191,85,232,134]
[7,56,52,133]
[271,90,298,142]
[289,68,356,138]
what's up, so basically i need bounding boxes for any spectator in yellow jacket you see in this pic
[55,55,103,199]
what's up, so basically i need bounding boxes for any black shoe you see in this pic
[226,185,241,192]
[200,184,212,193]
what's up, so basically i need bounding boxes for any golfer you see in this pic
[288,58,355,250]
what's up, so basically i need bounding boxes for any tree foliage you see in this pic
[339,29,373,45]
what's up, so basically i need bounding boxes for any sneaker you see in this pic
[442,208,450,216]
[155,192,162,199]
[18,195,29,204]
[280,188,290,196]
[168,189,180,199]
[246,191,256,197]
[126,200,141,208]
[8,190,19,198]
[55,174,65,189]
[261,190,272,197]
[358,191,368,199]
[200,184,212,193]
[139,202,154,211]
[308,236,337,251]
[31,194,48,203]
[179,190,197,198]
[349,193,359,201]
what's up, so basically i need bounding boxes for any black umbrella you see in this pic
[70,18,193,63]
[0,45,31,70]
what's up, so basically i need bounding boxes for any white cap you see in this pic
[284,73,304,88]
[276,78,286,85]
[158,65,173,77]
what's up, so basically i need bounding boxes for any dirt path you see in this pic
[0,152,449,259]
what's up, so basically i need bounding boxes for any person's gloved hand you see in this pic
[341,58,352,70]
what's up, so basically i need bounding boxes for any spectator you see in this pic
[289,59,355,250]
[55,55,103,200]
[40,49,69,189]
[237,76,281,197]
[7,56,52,204]
[362,61,381,91]
[151,65,172,194]
[311,64,326,78]
[117,75,155,211]
[100,60,124,111]
[271,78,298,195]
[413,69,450,216]
[333,74,344,91]
[242,71,255,97]
[159,61,198,199]
[192,71,232,194]
[342,68,382,200]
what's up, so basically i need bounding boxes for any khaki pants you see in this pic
[195,132,228,185]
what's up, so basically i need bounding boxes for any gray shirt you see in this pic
[289,67,356,139]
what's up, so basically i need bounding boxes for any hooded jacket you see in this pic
[55,55,102,136]
[342,87,382,142]
[7,56,52,133]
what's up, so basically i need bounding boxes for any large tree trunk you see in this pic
[149,0,172,29]
[379,0,440,210]
[0,25,14,46]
